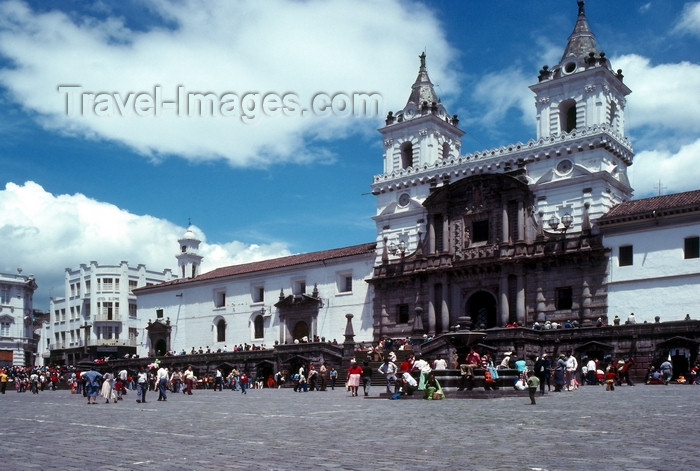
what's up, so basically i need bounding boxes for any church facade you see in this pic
[370,1,631,339]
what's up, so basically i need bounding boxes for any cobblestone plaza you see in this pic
[1,384,698,470]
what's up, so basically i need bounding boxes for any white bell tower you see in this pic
[526,0,635,232]
[530,1,631,141]
[372,53,464,260]
[176,224,203,279]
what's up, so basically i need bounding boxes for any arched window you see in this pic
[559,99,577,133]
[253,315,264,339]
[400,142,413,169]
[609,101,617,130]
[216,318,226,342]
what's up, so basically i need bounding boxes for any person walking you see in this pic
[378,357,398,394]
[346,360,362,397]
[361,361,373,396]
[100,372,118,403]
[0,368,7,394]
[526,371,540,405]
[82,367,102,405]
[183,365,195,395]
[136,366,149,403]
[156,365,169,401]
[329,367,338,390]
[319,362,328,391]
[659,359,673,384]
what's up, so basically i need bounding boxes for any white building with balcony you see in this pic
[42,261,174,366]
[0,270,37,367]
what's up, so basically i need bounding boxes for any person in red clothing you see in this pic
[604,363,617,391]
[346,360,363,397]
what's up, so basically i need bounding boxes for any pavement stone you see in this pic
[0,384,698,470]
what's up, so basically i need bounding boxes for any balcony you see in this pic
[49,338,137,349]
[93,315,121,323]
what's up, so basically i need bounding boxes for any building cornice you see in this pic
[371,124,633,193]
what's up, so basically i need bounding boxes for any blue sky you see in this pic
[0,0,698,310]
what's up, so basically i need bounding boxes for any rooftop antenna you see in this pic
[654,180,667,196]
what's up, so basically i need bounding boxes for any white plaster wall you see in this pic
[605,221,700,323]
[136,254,375,356]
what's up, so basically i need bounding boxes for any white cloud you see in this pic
[628,139,700,197]
[0,181,291,309]
[673,2,700,37]
[468,68,534,133]
[0,0,456,168]
[613,54,700,137]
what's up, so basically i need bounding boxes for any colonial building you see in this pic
[42,261,174,365]
[0,270,37,367]
[370,0,631,338]
[134,228,376,357]
[599,190,700,324]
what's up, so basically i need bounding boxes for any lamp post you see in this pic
[548,213,573,233]
[389,240,406,257]
[548,212,573,251]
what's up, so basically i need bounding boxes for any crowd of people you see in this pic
[3,335,699,404]
[0,365,69,394]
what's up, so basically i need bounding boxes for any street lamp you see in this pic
[389,240,406,256]
[548,213,573,233]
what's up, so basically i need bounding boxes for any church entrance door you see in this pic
[466,291,497,329]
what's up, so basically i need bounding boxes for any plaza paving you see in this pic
[1,383,698,470]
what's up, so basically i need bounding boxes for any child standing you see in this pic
[526,371,540,405]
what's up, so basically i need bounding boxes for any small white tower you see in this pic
[176,224,203,279]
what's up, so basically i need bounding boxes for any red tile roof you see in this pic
[598,189,700,225]
[135,242,377,291]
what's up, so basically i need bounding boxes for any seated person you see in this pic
[391,372,418,399]
[423,373,444,400]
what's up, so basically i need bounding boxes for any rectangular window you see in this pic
[555,287,573,310]
[156,308,164,319]
[101,278,114,292]
[85,280,91,294]
[619,245,633,266]
[684,236,699,259]
[0,322,10,337]
[507,200,519,242]
[252,284,265,303]
[293,279,306,295]
[472,219,489,243]
[0,287,10,304]
[434,214,444,252]
[214,290,226,308]
[396,304,410,324]
[129,303,137,318]
[337,273,353,293]
[129,280,138,292]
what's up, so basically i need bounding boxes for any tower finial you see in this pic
[187,217,192,227]
[578,0,585,16]
[419,51,426,69]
